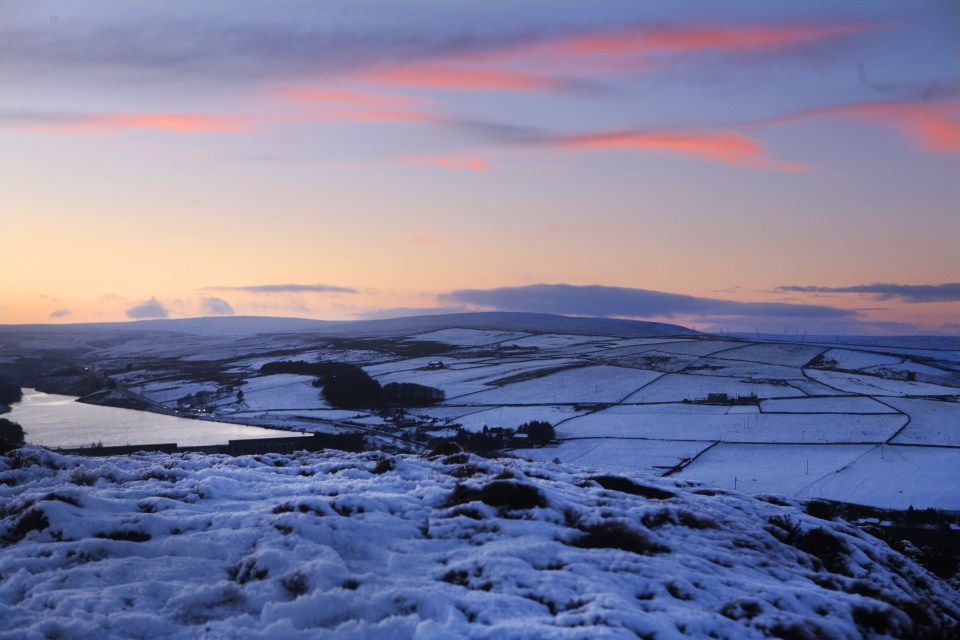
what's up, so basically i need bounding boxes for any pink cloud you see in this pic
[536,22,877,59]
[34,113,252,134]
[402,153,491,172]
[362,65,559,92]
[549,129,806,170]
[777,101,960,153]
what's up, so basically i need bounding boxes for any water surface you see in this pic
[7,389,309,448]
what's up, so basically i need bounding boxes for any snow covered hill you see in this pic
[1,447,956,639]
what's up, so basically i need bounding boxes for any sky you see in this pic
[1,0,958,335]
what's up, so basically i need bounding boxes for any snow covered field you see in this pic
[1,447,957,639]
[3,316,957,512]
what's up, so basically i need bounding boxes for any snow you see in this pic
[407,329,531,346]
[448,406,588,433]
[761,397,897,414]
[1,447,956,639]
[230,374,328,411]
[626,374,804,403]
[558,407,905,443]
[708,343,825,367]
[804,369,960,397]
[795,445,960,510]
[681,358,806,380]
[820,349,903,370]
[674,444,875,497]
[883,398,960,446]
[514,439,712,475]
[377,359,578,400]
[457,366,660,405]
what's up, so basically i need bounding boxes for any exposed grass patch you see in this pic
[572,520,669,555]
[590,475,675,500]
[447,481,547,511]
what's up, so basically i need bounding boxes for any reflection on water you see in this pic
[7,389,308,448]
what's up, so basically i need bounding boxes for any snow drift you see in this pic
[0,447,957,639]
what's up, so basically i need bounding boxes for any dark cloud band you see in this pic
[776,283,960,303]
[440,284,857,319]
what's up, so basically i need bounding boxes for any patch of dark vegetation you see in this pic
[767,516,849,575]
[428,441,463,458]
[719,598,763,621]
[440,569,470,586]
[262,360,447,410]
[229,559,269,584]
[804,500,838,521]
[41,492,81,508]
[641,507,718,530]
[447,506,485,520]
[572,520,670,555]
[450,464,489,479]
[320,337,454,360]
[516,420,555,445]
[447,480,547,511]
[7,508,49,543]
[487,362,590,387]
[0,381,22,406]
[0,418,25,454]
[383,382,445,407]
[591,475,675,500]
[281,572,309,597]
[372,458,395,475]
[443,453,470,465]
[96,529,152,543]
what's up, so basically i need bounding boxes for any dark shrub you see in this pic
[573,520,669,555]
[281,572,309,597]
[96,530,151,543]
[383,382,445,407]
[448,480,547,511]
[797,528,849,575]
[591,475,675,500]
[805,500,838,521]
[8,508,50,542]
[0,418,25,454]
[0,382,22,406]
[372,458,395,475]
[517,420,555,445]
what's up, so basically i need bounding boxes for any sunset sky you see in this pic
[1,1,958,334]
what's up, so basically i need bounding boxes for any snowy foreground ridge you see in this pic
[1,448,957,639]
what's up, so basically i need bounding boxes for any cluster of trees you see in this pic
[383,382,445,407]
[260,361,445,410]
[517,420,556,444]
[0,381,22,406]
[0,418,25,454]
[449,420,556,453]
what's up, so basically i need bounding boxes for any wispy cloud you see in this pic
[125,297,169,319]
[199,297,235,316]
[48,309,72,319]
[441,284,857,319]
[402,153,490,171]
[776,283,960,303]
[544,129,806,170]
[3,110,253,135]
[204,283,357,294]
[761,100,960,153]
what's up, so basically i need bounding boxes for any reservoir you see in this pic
[6,389,310,449]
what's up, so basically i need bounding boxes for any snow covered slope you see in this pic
[1,447,956,639]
